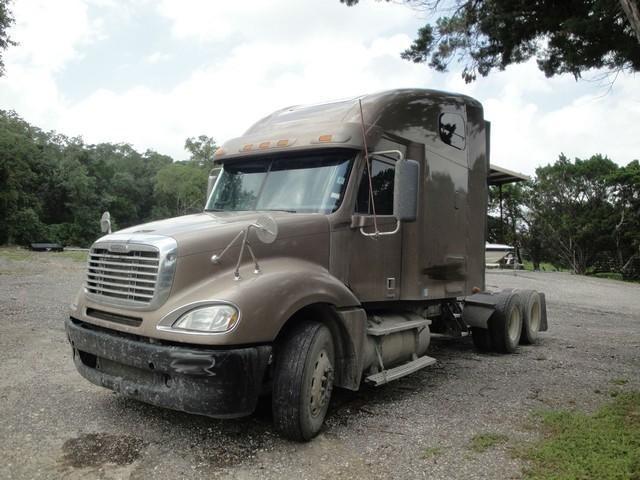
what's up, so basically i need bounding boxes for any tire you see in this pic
[471,327,492,352]
[519,290,542,345]
[272,321,335,441]
[488,292,523,353]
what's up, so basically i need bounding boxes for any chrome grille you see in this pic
[86,247,160,305]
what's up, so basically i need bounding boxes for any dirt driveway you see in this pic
[1,253,639,479]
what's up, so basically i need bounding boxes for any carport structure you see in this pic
[488,164,529,244]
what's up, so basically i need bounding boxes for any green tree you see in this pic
[341,0,640,82]
[529,154,619,274]
[488,183,525,246]
[0,0,16,76]
[153,162,208,217]
[610,159,640,274]
[0,110,182,246]
[184,135,217,169]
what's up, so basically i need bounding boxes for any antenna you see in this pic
[358,99,379,237]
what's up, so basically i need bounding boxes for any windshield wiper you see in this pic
[257,208,297,213]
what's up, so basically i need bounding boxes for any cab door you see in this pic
[347,154,403,302]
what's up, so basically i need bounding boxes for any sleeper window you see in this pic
[439,113,466,150]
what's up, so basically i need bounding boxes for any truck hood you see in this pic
[100,211,330,258]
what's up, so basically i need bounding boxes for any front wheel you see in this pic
[272,321,335,441]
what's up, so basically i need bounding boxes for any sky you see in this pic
[1,0,638,174]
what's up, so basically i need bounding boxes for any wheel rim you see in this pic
[507,307,521,343]
[309,349,333,418]
[529,299,541,332]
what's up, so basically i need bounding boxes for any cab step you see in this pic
[367,319,429,336]
[365,355,436,386]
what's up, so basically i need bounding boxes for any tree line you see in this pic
[0,109,215,247]
[2,109,639,279]
[489,154,640,279]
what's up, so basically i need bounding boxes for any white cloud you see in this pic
[58,31,430,158]
[472,63,640,174]
[0,0,100,125]
[144,51,172,64]
[5,0,99,72]
[157,0,418,44]
[0,0,638,174]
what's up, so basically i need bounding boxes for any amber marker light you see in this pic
[276,139,289,147]
[259,141,271,149]
[214,147,225,156]
[318,134,333,143]
[241,144,254,152]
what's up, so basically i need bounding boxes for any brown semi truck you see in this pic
[66,89,547,441]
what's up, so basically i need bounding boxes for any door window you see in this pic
[355,158,395,215]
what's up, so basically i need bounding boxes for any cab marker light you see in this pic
[311,134,352,144]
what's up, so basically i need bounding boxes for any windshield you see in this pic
[205,151,354,214]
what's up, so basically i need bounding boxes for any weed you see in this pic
[469,433,509,453]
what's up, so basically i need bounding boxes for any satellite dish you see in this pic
[254,215,278,244]
[100,211,112,234]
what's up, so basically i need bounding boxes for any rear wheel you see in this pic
[519,290,542,344]
[272,321,335,441]
[489,292,523,353]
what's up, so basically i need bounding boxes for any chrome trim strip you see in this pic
[87,272,156,284]
[86,279,156,292]
[87,265,158,277]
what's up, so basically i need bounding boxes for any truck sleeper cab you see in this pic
[66,89,547,441]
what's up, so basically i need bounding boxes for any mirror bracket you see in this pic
[211,215,278,279]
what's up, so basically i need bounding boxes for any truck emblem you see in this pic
[108,244,128,253]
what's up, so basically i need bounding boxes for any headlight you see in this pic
[172,305,239,333]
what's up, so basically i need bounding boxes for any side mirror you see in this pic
[100,211,112,234]
[393,159,420,222]
[206,167,222,203]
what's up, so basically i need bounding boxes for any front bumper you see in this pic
[65,317,272,418]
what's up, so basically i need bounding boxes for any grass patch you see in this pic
[521,392,640,480]
[422,447,443,459]
[469,433,509,453]
[0,247,87,263]
[611,378,629,386]
[0,248,33,261]
[52,250,88,262]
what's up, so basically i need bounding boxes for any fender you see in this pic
[160,256,362,346]
[462,290,548,331]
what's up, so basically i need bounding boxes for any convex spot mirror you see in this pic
[393,159,420,222]
[254,215,278,244]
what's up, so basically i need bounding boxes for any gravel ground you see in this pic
[1,253,639,480]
